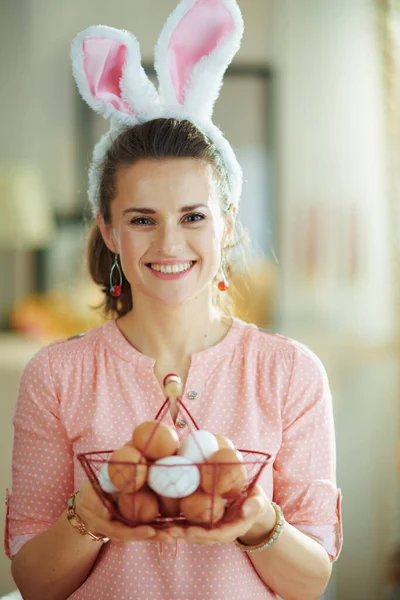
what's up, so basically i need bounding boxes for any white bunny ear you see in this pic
[71,25,160,127]
[154,0,243,121]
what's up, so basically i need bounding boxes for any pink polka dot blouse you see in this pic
[5,317,342,599]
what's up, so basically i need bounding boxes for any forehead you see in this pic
[115,158,217,210]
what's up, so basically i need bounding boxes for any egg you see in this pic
[132,421,179,460]
[180,490,225,524]
[158,495,181,518]
[177,430,219,463]
[213,434,235,450]
[101,444,147,493]
[148,455,200,498]
[98,461,119,494]
[118,486,159,523]
[200,448,247,497]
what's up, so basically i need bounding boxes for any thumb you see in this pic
[101,503,112,521]
[241,499,259,518]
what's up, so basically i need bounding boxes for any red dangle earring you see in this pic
[217,252,229,292]
[110,254,123,297]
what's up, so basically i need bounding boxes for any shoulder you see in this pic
[235,317,299,355]
[23,322,108,375]
[236,319,326,374]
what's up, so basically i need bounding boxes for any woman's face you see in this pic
[98,158,234,307]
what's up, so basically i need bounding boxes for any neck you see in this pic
[117,291,231,364]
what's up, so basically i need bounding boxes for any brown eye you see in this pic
[184,213,206,223]
[130,217,153,226]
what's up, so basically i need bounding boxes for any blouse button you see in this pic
[176,419,188,428]
[187,391,198,400]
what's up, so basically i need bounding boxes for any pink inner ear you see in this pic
[83,38,133,114]
[168,0,235,104]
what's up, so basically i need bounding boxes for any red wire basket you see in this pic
[78,396,271,530]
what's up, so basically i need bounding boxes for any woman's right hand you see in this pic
[74,479,176,545]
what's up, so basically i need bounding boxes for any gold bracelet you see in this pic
[67,490,110,544]
[235,502,284,553]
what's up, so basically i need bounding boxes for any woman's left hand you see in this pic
[169,484,276,546]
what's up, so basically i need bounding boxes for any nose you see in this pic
[155,221,184,256]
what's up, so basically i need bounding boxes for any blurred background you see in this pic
[0,0,399,598]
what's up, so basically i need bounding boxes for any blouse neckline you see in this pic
[101,315,249,366]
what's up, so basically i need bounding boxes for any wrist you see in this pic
[67,490,110,544]
[238,502,276,546]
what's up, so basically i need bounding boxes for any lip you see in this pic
[146,261,196,280]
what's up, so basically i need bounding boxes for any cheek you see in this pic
[205,228,223,265]
[118,232,148,280]
[198,219,223,251]
[195,232,222,281]
[119,230,145,258]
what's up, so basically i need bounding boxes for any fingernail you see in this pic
[146,531,156,538]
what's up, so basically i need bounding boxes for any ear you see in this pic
[96,212,119,254]
[71,25,160,126]
[154,0,243,121]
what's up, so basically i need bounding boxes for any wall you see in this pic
[270,0,394,346]
[269,1,397,598]
[14,0,273,213]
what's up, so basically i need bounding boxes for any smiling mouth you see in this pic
[146,261,196,275]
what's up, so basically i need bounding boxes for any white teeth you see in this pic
[150,262,193,274]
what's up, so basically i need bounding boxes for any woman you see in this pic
[6,1,342,599]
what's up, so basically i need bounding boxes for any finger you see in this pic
[174,487,268,545]
[186,525,233,545]
[151,529,177,544]
[240,486,267,518]
[186,529,219,545]
[169,526,185,538]
[186,511,259,545]
[101,522,157,543]
[113,524,178,545]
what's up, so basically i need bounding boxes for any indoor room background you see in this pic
[0,1,399,599]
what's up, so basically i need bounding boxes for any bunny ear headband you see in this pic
[70,0,244,213]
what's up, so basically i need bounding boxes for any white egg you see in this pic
[98,462,119,494]
[177,430,219,463]
[148,455,200,498]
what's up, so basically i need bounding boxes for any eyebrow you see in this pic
[122,204,208,216]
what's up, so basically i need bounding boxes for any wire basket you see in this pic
[78,397,271,529]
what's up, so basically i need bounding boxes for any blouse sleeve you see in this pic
[4,346,74,559]
[273,344,343,562]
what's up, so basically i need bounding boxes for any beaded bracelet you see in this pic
[67,490,110,544]
[235,502,284,553]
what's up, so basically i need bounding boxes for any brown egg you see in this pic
[200,449,247,497]
[108,444,147,492]
[180,490,225,524]
[132,421,179,460]
[213,434,235,450]
[118,486,159,523]
[158,495,181,518]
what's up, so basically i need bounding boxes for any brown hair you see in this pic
[87,118,240,319]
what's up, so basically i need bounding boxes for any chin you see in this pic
[131,279,211,307]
